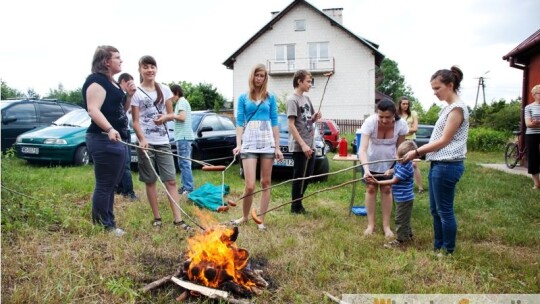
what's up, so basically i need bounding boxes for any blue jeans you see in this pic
[86,133,126,229]
[176,140,194,192]
[428,161,464,253]
[116,137,134,195]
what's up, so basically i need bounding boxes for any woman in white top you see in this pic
[359,98,409,238]
[403,66,469,255]
[524,84,540,189]
[131,55,191,231]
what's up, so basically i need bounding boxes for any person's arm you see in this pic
[233,126,243,155]
[403,107,464,161]
[173,103,187,122]
[272,125,283,160]
[131,104,147,149]
[524,107,540,128]
[86,83,121,142]
[269,96,283,160]
[233,96,246,155]
[122,80,136,112]
[374,176,399,186]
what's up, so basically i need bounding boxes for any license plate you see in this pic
[131,155,138,163]
[274,158,294,167]
[21,147,39,154]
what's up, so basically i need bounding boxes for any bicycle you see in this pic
[504,131,527,169]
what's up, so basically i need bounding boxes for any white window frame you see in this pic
[295,19,306,31]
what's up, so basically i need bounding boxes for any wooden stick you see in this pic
[140,268,182,293]
[324,291,349,304]
[170,277,229,299]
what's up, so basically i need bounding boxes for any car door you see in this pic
[1,102,38,151]
[194,114,236,162]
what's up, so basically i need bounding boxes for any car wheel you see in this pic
[325,140,335,153]
[239,165,245,179]
[74,146,90,166]
[314,157,329,182]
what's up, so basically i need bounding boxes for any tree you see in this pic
[376,58,423,113]
[167,81,227,111]
[422,103,442,125]
[45,84,83,105]
[1,81,24,99]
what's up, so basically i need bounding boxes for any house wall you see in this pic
[232,3,377,121]
[526,53,540,103]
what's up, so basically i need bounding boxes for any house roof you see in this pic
[502,28,540,66]
[222,0,385,69]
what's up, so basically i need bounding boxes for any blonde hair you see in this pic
[531,84,540,95]
[397,140,418,158]
[248,63,268,101]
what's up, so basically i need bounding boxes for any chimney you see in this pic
[322,8,343,25]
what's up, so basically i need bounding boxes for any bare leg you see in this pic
[146,182,160,220]
[380,184,394,238]
[164,180,182,222]
[237,158,258,224]
[364,183,377,235]
[413,162,424,191]
[258,158,274,225]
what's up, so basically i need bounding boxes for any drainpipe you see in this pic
[508,56,529,167]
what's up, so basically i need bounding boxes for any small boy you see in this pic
[375,140,417,248]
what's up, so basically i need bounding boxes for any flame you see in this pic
[185,226,256,289]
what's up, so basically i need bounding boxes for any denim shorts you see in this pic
[240,152,275,159]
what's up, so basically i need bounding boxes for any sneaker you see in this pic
[384,239,405,249]
[257,223,267,231]
[174,220,194,231]
[152,218,162,227]
[178,187,185,195]
[123,192,139,202]
[109,227,126,237]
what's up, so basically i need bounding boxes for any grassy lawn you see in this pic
[1,149,539,303]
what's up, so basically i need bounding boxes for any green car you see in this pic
[14,109,92,165]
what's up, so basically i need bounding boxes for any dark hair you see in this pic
[118,72,133,83]
[292,69,312,88]
[397,96,411,117]
[377,98,400,121]
[91,45,119,75]
[170,84,184,97]
[138,55,164,105]
[431,65,464,92]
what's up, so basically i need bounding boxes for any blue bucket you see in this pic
[351,205,367,216]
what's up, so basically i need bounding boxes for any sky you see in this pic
[1,0,539,111]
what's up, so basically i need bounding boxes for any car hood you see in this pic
[18,126,87,140]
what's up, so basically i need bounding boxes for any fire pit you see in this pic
[141,226,268,302]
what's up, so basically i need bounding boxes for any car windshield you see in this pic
[192,114,203,131]
[0,100,18,110]
[53,109,91,127]
[278,115,289,133]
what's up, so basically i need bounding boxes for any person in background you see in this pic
[131,55,192,231]
[83,45,136,236]
[287,69,321,214]
[232,63,283,230]
[397,96,425,193]
[115,72,138,201]
[524,84,540,189]
[171,84,195,195]
[359,98,408,238]
[374,140,417,249]
[403,65,469,255]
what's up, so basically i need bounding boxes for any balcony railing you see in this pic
[267,57,335,75]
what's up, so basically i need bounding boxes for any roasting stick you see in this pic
[317,71,334,113]
[141,149,206,231]
[249,174,387,224]
[227,158,406,206]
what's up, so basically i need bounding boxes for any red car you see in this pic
[317,119,340,152]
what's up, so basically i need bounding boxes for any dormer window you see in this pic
[295,20,306,31]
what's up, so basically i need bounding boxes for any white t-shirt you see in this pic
[131,83,173,145]
[360,114,409,173]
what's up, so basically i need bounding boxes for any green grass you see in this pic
[1,150,539,303]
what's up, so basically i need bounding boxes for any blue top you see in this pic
[236,93,278,127]
[391,161,415,203]
[82,73,128,138]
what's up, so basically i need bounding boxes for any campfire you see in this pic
[142,225,268,302]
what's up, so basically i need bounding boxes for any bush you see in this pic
[467,127,509,152]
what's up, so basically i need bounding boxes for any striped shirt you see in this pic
[391,161,415,203]
[173,97,194,141]
[525,102,540,135]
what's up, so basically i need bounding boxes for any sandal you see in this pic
[174,220,193,231]
[418,188,425,194]
[230,218,246,226]
[152,218,162,227]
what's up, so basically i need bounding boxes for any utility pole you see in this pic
[473,71,489,124]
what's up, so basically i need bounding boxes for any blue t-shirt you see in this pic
[391,161,414,203]
[236,93,278,127]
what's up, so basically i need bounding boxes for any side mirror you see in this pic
[197,126,213,137]
[2,116,17,124]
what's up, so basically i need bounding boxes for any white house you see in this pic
[223,0,385,122]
